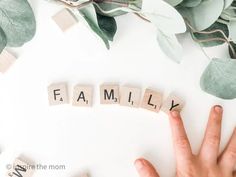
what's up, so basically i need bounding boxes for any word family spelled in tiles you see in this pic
[0,50,16,73]
[52,8,77,32]
[7,158,34,177]
[48,83,69,105]
[47,83,185,114]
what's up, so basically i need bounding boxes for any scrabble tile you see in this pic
[7,158,34,177]
[120,86,141,108]
[52,8,77,32]
[100,84,119,104]
[161,93,185,114]
[0,50,16,73]
[72,85,93,107]
[141,88,163,113]
[48,83,69,105]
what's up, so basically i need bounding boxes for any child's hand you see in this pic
[135,106,236,177]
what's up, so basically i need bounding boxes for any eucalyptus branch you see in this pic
[185,19,236,58]
[134,13,151,22]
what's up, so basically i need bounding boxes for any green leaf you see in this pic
[0,27,7,54]
[229,42,236,59]
[163,0,183,6]
[156,29,183,63]
[178,0,224,31]
[97,13,117,41]
[180,0,201,7]
[0,0,36,47]
[191,21,229,47]
[229,21,236,42]
[200,58,236,99]
[141,0,186,34]
[224,0,234,9]
[77,4,110,49]
[94,0,141,17]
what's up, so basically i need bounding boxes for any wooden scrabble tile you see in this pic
[100,84,119,104]
[7,158,34,177]
[0,50,16,73]
[120,86,141,108]
[141,88,163,113]
[48,83,69,105]
[161,93,185,114]
[72,85,93,107]
[52,8,77,32]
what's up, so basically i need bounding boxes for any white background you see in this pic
[0,1,236,177]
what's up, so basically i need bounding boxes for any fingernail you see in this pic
[170,111,179,118]
[214,105,223,114]
[135,160,145,170]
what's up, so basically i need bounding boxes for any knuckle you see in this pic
[175,137,189,149]
[206,133,220,147]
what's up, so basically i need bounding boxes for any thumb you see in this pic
[134,158,160,177]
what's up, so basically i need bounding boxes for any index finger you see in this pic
[169,111,193,165]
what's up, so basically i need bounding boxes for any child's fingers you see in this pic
[200,106,223,165]
[134,158,160,177]
[169,111,193,166]
[219,128,236,173]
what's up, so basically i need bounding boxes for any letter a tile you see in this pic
[72,85,93,107]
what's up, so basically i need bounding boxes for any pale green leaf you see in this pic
[141,0,186,34]
[229,21,236,42]
[76,4,110,49]
[0,27,6,54]
[224,0,234,9]
[97,14,117,41]
[180,0,201,7]
[178,0,224,31]
[200,58,236,99]
[0,0,36,47]
[163,0,183,6]
[156,29,183,63]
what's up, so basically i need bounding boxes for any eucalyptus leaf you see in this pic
[77,4,110,49]
[180,0,201,7]
[97,14,117,41]
[229,21,236,42]
[229,42,236,59]
[141,0,186,34]
[224,0,234,9]
[0,0,36,47]
[200,58,236,99]
[192,22,229,47]
[178,0,224,31]
[0,27,6,54]
[163,0,183,6]
[156,29,183,63]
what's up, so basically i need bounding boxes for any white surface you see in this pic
[0,1,236,177]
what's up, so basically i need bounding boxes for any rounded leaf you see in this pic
[200,58,236,99]
[164,0,183,6]
[142,0,186,34]
[180,0,201,7]
[178,0,224,31]
[0,0,36,47]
